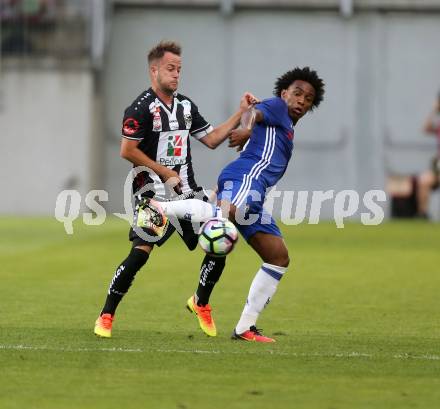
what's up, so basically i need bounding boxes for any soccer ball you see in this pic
[198,218,238,257]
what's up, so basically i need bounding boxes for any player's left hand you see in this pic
[228,128,251,151]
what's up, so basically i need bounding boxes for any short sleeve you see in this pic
[189,102,213,140]
[256,97,288,127]
[121,105,150,141]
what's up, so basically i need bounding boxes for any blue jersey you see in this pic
[220,97,294,188]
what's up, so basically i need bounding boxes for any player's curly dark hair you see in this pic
[273,67,325,109]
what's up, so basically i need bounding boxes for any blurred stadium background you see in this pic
[1,0,440,220]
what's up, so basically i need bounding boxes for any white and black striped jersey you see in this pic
[121,88,213,198]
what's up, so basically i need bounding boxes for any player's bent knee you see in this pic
[277,253,290,268]
[275,243,290,267]
[134,244,153,254]
[125,247,150,271]
[267,250,289,268]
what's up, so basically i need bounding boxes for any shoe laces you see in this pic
[249,325,263,335]
[100,314,113,329]
[197,304,213,324]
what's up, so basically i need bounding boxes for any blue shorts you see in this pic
[217,172,282,241]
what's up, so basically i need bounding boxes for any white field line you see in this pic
[0,344,439,361]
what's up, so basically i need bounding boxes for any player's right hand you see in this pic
[161,168,183,194]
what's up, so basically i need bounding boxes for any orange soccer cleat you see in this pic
[231,326,275,343]
[94,313,114,338]
[186,295,217,337]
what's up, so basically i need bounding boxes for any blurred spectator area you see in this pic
[0,0,89,60]
[111,0,440,9]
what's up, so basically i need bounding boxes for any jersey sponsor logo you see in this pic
[157,130,189,166]
[167,134,183,157]
[123,118,140,135]
[153,107,162,132]
[158,157,186,166]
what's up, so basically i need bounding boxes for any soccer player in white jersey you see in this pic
[94,40,257,338]
[140,67,325,342]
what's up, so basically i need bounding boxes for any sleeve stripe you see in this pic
[122,134,143,141]
[192,125,214,140]
[190,123,211,135]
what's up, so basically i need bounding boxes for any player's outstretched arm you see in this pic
[199,92,259,149]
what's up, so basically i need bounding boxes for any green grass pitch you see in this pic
[0,217,439,408]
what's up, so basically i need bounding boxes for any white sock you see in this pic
[235,263,287,334]
[159,199,215,223]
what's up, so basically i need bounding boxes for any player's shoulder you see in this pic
[257,97,288,119]
[259,96,286,108]
[176,93,198,108]
[125,89,155,113]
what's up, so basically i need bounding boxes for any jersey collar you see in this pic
[149,87,176,114]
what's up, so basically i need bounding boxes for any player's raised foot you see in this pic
[94,313,114,338]
[231,326,275,343]
[186,295,217,337]
[136,198,169,237]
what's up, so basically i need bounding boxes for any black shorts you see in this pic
[129,192,208,250]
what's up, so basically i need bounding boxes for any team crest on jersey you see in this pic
[123,118,140,136]
[184,113,192,129]
[181,99,192,129]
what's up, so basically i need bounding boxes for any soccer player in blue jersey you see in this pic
[140,67,325,342]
